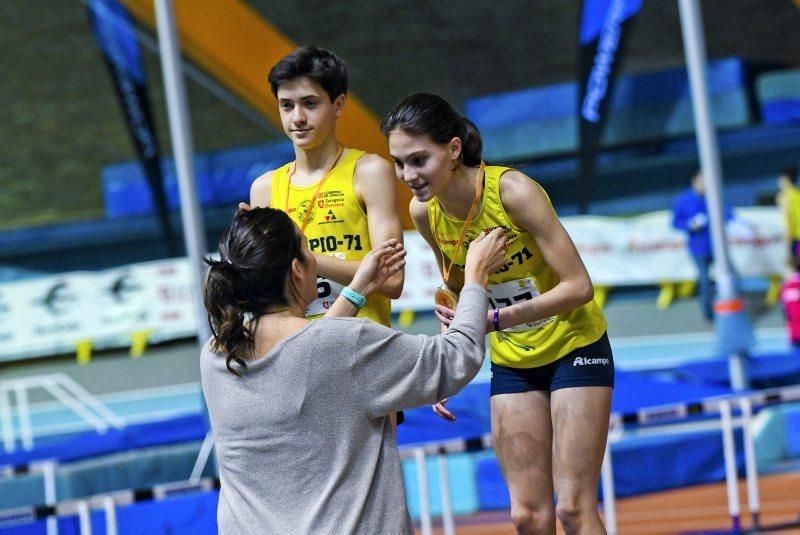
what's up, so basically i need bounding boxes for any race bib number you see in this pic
[306,252,346,317]
[306,277,344,316]
[487,278,555,332]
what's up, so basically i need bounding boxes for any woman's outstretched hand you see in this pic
[464,228,508,287]
[432,398,456,422]
[434,304,456,327]
[435,228,506,327]
[349,239,406,296]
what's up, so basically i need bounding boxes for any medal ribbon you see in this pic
[285,145,345,232]
[435,161,485,285]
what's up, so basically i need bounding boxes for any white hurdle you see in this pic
[436,453,456,535]
[0,459,60,534]
[0,374,124,453]
[102,496,118,535]
[41,460,58,535]
[77,500,92,535]
[414,447,433,535]
[0,477,219,532]
[190,431,215,483]
[719,400,742,532]
[740,397,761,530]
[600,434,617,535]
[717,396,766,533]
[398,386,800,532]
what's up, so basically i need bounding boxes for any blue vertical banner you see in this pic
[577,0,642,213]
[88,0,177,255]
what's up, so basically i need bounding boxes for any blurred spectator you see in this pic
[672,171,732,322]
[780,254,800,348]
[776,166,800,266]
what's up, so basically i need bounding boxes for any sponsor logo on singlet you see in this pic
[573,357,610,366]
[464,226,517,248]
[289,200,316,224]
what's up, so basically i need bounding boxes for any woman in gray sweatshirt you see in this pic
[201,207,507,534]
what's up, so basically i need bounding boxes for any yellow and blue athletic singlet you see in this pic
[428,165,607,369]
[270,148,391,326]
[784,184,800,242]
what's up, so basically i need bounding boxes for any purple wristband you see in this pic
[492,308,501,332]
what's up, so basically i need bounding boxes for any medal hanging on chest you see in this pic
[433,161,485,309]
[434,285,459,309]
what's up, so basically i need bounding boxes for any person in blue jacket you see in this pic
[672,171,733,322]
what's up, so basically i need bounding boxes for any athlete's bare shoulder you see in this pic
[498,167,534,189]
[497,168,555,232]
[249,169,275,208]
[354,152,394,180]
[498,168,546,209]
[408,196,431,229]
[354,153,397,209]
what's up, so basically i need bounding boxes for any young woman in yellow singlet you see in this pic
[382,93,614,534]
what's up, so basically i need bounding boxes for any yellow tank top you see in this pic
[785,185,800,241]
[270,148,391,326]
[428,165,607,369]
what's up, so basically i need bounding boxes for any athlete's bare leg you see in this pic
[551,386,612,534]
[492,391,556,534]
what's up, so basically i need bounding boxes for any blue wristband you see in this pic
[341,286,366,309]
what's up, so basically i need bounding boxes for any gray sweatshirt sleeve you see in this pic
[350,283,489,419]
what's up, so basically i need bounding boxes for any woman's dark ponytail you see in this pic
[460,116,483,167]
[381,93,484,166]
[204,261,250,375]
[203,208,304,375]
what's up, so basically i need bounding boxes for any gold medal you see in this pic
[432,161,486,309]
[434,286,459,309]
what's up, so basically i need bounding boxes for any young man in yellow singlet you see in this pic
[249,46,404,328]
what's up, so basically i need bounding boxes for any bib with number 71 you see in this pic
[487,277,555,332]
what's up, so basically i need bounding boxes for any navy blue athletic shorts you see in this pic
[490,332,614,396]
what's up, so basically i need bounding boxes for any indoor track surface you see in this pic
[418,472,800,534]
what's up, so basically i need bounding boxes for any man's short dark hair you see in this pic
[268,46,348,102]
[782,166,799,185]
